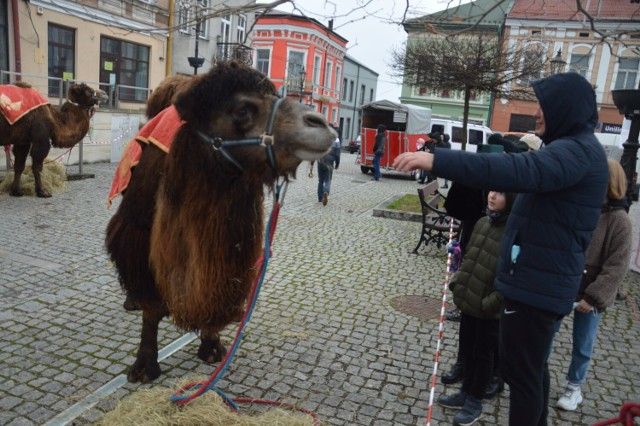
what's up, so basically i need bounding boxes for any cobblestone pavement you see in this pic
[1,157,639,426]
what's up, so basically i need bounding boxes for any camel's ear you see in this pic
[174,73,217,124]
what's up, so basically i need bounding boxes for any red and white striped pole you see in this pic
[425,216,456,426]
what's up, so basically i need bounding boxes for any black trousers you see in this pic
[500,298,561,426]
[459,313,499,399]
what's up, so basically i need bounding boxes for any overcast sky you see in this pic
[268,0,471,102]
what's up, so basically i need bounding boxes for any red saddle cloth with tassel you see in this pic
[108,105,184,207]
[0,85,50,125]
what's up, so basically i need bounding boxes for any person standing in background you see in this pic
[372,124,386,181]
[317,136,341,206]
[555,159,632,411]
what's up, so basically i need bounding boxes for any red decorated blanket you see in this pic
[0,85,50,125]
[108,105,184,207]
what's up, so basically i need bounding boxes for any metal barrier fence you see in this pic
[0,71,152,109]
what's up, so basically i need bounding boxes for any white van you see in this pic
[429,117,493,152]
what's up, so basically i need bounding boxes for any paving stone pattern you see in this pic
[0,158,638,425]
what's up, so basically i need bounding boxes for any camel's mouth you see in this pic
[94,90,109,104]
[293,146,332,161]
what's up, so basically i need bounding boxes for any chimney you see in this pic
[328,19,334,30]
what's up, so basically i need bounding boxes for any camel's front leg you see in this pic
[197,328,227,364]
[29,143,51,198]
[128,306,165,383]
[9,144,30,197]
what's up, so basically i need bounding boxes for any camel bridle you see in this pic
[195,97,284,173]
[66,91,103,118]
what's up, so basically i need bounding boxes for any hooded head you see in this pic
[377,124,386,133]
[428,131,441,141]
[531,72,598,144]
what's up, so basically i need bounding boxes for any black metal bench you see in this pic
[412,180,461,253]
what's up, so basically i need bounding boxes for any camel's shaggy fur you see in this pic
[106,61,336,383]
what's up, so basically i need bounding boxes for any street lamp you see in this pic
[298,67,306,103]
[549,49,566,75]
[186,2,205,75]
[612,89,640,205]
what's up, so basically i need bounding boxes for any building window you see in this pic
[335,65,341,92]
[569,53,590,77]
[345,118,351,140]
[342,78,347,100]
[178,0,208,37]
[99,36,149,102]
[236,14,246,43]
[349,80,354,102]
[615,58,639,90]
[48,23,75,97]
[325,62,332,88]
[220,13,231,43]
[313,55,321,85]
[255,48,270,76]
[360,84,365,104]
[286,50,304,93]
[370,88,373,102]
[509,113,536,132]
[520,45,544,84]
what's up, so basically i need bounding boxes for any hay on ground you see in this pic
[96,378,317,426]
[0,161,68,195]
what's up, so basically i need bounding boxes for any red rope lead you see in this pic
[592,402,640,426]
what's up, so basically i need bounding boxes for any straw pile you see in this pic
[0,161,68,195]
[96,378,317,426]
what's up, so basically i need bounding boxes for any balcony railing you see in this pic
[216,43,253,65]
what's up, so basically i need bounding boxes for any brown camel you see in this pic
[0,82,108,197]
[106,61,336,383]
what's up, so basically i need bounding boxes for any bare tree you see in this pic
[390,33,548,148]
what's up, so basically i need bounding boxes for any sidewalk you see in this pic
[0,158,638,425]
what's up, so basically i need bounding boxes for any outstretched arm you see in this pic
[394,151,434,172]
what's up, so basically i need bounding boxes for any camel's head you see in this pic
[67,83,108,110]
[174,61,336,178]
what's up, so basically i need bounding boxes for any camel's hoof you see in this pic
[36,191,52,198]
[127,359,161,383]
[123,295,141,311]
[197,340,227,364]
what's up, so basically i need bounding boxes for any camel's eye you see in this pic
[233,102,258,122]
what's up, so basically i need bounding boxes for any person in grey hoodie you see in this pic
[392,72,608,426]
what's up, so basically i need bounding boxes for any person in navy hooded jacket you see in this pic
[393,72,608,426]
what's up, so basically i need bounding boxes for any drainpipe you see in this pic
[11,0,22,78]
[351,64,361,141]
[166,0,174,76]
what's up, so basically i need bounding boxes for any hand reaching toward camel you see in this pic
[393,151,434,172]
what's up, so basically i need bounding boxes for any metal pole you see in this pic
[193,18,201,75]
[619,118,640,206]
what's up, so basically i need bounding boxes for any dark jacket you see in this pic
[373,132,386,156]
[450,213,508,319]
[432,73,608,315]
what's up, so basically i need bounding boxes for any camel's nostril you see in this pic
[303,112,329,128]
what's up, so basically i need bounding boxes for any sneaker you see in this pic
[557,386,582,411]
[441,361,464,385]
[453,395,482,426]
[446,308,461,322]
[322,192,328,206]
[437,391,467,409]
